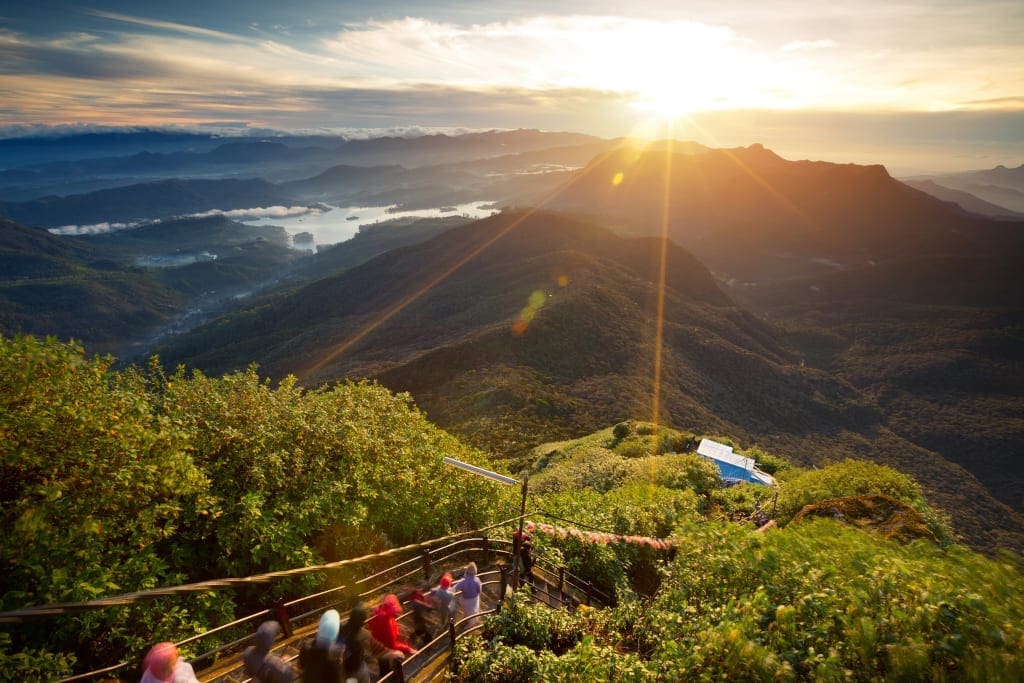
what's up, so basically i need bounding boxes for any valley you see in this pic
[3,130,1022,558]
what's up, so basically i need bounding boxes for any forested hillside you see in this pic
[2,336,1023,681]
[453,425,1024,682]
[0,335,507,679]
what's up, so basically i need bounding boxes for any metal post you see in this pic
[422,549,431,582]
[586,582,593,607]
[448,617,458,674]
[558,566,565,603]
[271,599,292,637]
[513,476,528,590]
[482,534,490,563]
[499,565,508,604]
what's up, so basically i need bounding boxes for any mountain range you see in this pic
[546,143,1021,284]
[906,163,1024,214]
[2,131,1022,555]
[152,206,1024,554]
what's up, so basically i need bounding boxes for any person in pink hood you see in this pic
[139,642,198,683]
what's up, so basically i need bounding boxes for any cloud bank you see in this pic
[48,205,321,235]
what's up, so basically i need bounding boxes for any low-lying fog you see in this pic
[243,201,496,251]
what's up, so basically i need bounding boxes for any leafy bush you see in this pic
[635,519,1024,680]
[709,482,776,520]
[613,436,656,459]
[776,459,952,543]
[612,422,631,440]
[530,447,633,494]
[458,518,1024,682]
[454,634,548,683]
[739,445,791,476]
[0,335,508,675]
[484,589,583,654]
[626,454,721,495]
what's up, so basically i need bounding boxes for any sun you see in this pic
[631,91,701,120]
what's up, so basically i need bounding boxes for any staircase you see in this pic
[12,518,611,683]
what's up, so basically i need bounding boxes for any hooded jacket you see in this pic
[241,621,296,683]
[366,595,414,655]
[299,610,344,683]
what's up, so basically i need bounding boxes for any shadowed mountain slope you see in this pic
[0,216,304,354]
[0,178,300,228]
[739,249,1024,517]
[0,218,183,352]
[155,210,1024,553]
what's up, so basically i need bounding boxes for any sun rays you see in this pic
[295,123,821,450]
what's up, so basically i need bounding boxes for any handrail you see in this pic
[55,535,508,682]
[47,510,635,682]
[8,513,531,624]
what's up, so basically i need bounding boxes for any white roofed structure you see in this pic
[696,438,776,486]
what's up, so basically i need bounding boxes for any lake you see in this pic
[242,201,496,251]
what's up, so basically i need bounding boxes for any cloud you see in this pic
[188,205,321,220]
[49,220,141,235]
[48,205,322,235]
[780,39,837,52]
[321,16,740,93]
[0,31,180,79]
[85,9,253,43]
[959,95,1024,109]
[1,10,1022,131]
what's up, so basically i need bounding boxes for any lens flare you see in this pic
[513,288,553,336]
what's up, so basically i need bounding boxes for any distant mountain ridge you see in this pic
[906,162,1024,213]
[902,179,1023,219]
[0,129,608,201]
[0,178,298,228]
[547,143,1022,283]
[0,130,621,226]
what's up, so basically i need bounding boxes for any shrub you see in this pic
[529,447,633,493]
[776,459,952,543]
[627,454,721,495]
[614,436,656,459]
[612,422,631,440]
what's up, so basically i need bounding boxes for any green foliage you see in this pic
[532,484,696,599]
[637,519,1024,680]
[0,335,506,675]
[777,459,953,543]
[0,632,76,682]
[530,447,633,494]
[626,454,721,496]
[740,445,791,476]
[454,635,551,683]
[612,436,655,459]
[611,422,630,440]
[457,519,1024,682]
[709,482,775,519]
[484,590,584,654]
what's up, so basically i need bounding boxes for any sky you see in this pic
[1,0,1022,172]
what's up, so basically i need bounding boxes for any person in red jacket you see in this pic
[367,594,415,656]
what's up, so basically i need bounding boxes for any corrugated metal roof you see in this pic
[697,438,777,486]
[697,438,754,471]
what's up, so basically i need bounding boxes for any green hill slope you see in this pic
[155,210,1024,553]
[0,334,506,679]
